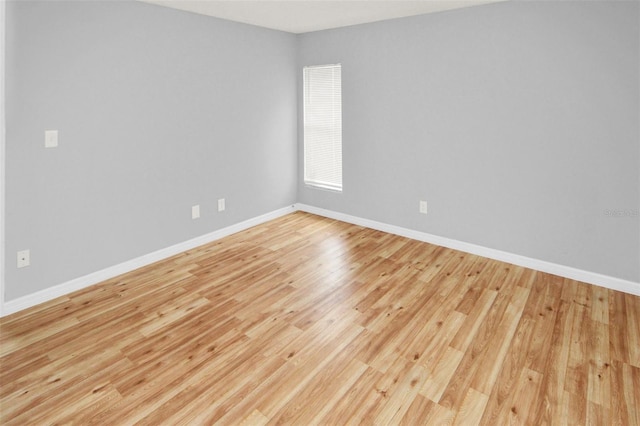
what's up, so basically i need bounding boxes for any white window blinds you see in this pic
[303,64,342,191]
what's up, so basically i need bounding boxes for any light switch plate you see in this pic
[192,205,200,219]
[45,130,58,148]
[218,198,225,212]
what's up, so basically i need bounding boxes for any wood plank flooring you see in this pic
[1,211,639,425]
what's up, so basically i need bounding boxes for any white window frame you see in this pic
[303,64,342,192]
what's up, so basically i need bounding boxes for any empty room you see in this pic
[1,0,639,424]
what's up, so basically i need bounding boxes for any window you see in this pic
[303,64,342,191]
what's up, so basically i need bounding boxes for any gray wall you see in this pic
[297,1,640,282]
[5,0,639,303]
[5,1,297,300]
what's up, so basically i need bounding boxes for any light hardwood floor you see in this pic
[1,212,639,425]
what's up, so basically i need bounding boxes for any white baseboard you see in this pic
[295,203,640,297]
[1,205,296,317]
[3,202,638,317]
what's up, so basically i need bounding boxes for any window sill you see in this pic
[304,182,343,193]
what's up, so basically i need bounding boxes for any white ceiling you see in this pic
[139,0,507,34]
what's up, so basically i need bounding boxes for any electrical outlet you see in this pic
[17,250,30,268]
[192,205,200,219]
[419,200,428,214]
[218,198,225,212]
